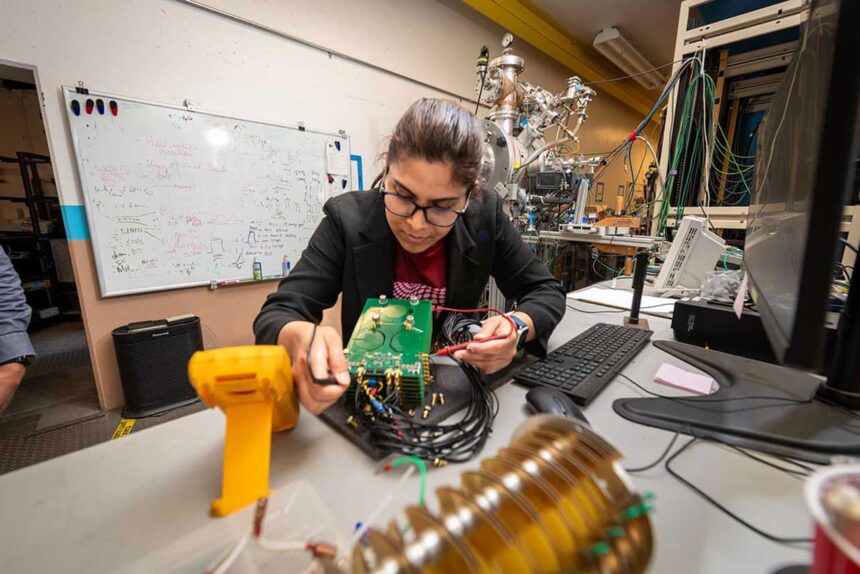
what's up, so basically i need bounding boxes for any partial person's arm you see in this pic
[489,196,566,356]
[254,199,346,345]
[453,196,566,373]
[253,200,350,414]
[0,249,35,415]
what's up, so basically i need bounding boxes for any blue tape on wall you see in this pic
[350,154,364,190]
[60,205,90,240]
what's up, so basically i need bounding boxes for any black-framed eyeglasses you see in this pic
[379,177,471,228]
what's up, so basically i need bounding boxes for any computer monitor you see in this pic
[745,0,852,372]
[613,0,860,463]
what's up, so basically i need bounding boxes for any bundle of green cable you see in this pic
[656,58,710,235]
[655,58,761,235]
[580,52,760,238]
[710,120,756,206]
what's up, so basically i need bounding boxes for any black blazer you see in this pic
[254,189,566,356]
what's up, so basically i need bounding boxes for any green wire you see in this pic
[723,248,744,270]
[655,61,768,223]
[709,85,756,205]
[598,257,623,277]
[591,250,624,277]
[659,64,701,234]
[678,125,702,221]
[391,456,427,507]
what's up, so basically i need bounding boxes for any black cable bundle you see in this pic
[439,311,482,347]
[351,312,499,464]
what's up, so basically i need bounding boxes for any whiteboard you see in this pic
[63,87,351,297]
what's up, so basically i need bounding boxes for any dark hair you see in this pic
[385,98,484,189]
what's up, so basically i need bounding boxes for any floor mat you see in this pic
[25,319,91,379]
[0,401,207,475]
[3,318,100,434]
[0,412,42,438]
[0,321,211,474]
[24,348,91,379]
[2,365,100,430]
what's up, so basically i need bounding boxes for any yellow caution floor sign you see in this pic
[111,418,136,440]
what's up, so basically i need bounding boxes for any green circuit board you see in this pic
[344,297,433,408]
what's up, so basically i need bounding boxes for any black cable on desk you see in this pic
[723,444,811,479]
[350,312,499,463]
[361,360,498,462]
[624,431,680,473]
[566,303,626,314]
[565,302,674,315]
[816,394,860,421]
[664,437,814,546]
[615,374,817,544]
[617,372,814,406]
[623,429,814,478]
[617,372,860,437]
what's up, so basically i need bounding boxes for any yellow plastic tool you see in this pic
[188,345,299,517]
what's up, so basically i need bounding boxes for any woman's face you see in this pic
[383,157,471,254]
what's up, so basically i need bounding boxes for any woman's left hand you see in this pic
[453,315,518,374]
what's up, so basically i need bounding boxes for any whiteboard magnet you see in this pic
[183,99,196,110]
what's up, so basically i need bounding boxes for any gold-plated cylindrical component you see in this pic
[405,505,483,574]
[462,471,561,573]
[436,486,536,573]
[497,445,597,539]
[480,458,582,569]
[350,415,654,573]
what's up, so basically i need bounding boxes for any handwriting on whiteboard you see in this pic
[66,90,348,295]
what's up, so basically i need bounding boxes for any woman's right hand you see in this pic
[277,321,351,414]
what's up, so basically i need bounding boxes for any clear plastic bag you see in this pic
[701,270,745,303]
[130,481,342,574]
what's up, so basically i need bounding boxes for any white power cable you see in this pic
[341,465,416,558]
[208,533,250,574]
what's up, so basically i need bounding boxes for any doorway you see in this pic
[0,63,100,445]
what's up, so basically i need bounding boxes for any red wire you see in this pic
[431,306,518,356]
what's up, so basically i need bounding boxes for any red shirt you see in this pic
[393,239,446,306]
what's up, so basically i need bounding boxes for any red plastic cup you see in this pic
[807,465,860,574]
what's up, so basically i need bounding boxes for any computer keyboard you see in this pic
[514,323,652,405]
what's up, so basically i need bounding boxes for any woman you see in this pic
[254,98,565,414]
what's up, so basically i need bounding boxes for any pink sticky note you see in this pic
[654,363,716,395]
[734,274,748,319]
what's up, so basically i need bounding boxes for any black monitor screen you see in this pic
[745,0,852,368]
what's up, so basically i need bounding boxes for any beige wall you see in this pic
[578,94,657,211]
[68,241,342,408]
[0,0,653,409]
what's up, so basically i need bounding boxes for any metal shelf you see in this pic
[0,152,63,314]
